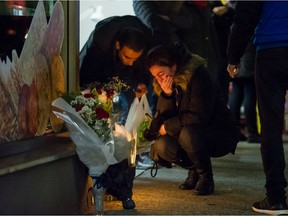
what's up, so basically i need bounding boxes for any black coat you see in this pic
[153,54,237,138]
[133,1,221,79]
[79,15,152,104]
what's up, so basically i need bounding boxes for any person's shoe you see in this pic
[136,155,154,169]
[194,176,214,195]
[247,134,261,143]
[179,169,199,190]
[252,197,288,215]
[122,198,135,209]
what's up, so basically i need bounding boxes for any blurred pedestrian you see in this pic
[210,0,234,103]
[133,0,220,79]
[228,39,261,143]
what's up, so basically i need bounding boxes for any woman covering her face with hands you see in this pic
[145,42,240,196]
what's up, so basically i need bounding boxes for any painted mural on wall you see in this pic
[0,0,65,144]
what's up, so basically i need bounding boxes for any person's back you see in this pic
[133,0,220,80]
[80,15,151,87]
[254,2,288,52]
[80,15,152,123]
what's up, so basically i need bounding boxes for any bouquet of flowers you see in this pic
[52,77,131,214]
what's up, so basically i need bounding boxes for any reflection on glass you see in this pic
[0,1,53,61]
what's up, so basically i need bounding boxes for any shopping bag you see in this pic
[125,93,151,141]
[125,94,152,164]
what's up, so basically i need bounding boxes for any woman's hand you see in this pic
[157,76,173,95]
[159,124,167,136]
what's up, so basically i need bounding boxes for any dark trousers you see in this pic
[255,47,288,203]
[229,77,259,136]
[153,124,239,168]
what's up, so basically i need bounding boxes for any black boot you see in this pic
[188,151,214,195]
[179,168,199,190]
[122,197,135,209]
[194,175,214,195]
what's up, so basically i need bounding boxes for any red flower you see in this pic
[75,104,84,112]
[84,93,94,98]
[96,86,102,94]
[106,89,115,99]
[96,107,109,119]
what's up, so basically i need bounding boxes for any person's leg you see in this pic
[153,135,180,163]
[178,125,214,195]
[253,47,288,211]
[229,79,244,122]
[229,79,246,140]
[242,77,260,143]
[154,135,198,190]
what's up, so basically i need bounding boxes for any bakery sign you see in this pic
[0,0,65,144]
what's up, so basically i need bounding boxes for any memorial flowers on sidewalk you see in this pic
[52,76,130,213]
[62,77,129,141]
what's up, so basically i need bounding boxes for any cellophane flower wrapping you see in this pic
[51,77,131,177]
[52,78,132,214]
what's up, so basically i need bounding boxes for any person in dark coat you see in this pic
[133,0,220,80]
[80,15,151,120]
[228,39,261,143]
[79,15,151,209]
[145,42,240,195]
[227,1,288,214]
[210,0,235,103]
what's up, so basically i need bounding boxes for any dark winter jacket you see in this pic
[153,54,236,137]
[79,15,151,91]
[210,0,235,57]
[133,0,220,79]
[227,1,288,65]
[254,1,288,51]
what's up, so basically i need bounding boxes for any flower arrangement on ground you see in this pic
[63,77,129,142]
[52,76,131,213]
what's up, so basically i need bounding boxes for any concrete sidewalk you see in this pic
[88,140,288,215]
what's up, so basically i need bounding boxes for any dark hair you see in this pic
[145,42,191,70]
[117,27,146,52]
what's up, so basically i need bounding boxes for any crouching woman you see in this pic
[145,43,240,196]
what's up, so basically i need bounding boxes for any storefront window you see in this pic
[0,1,54,61]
